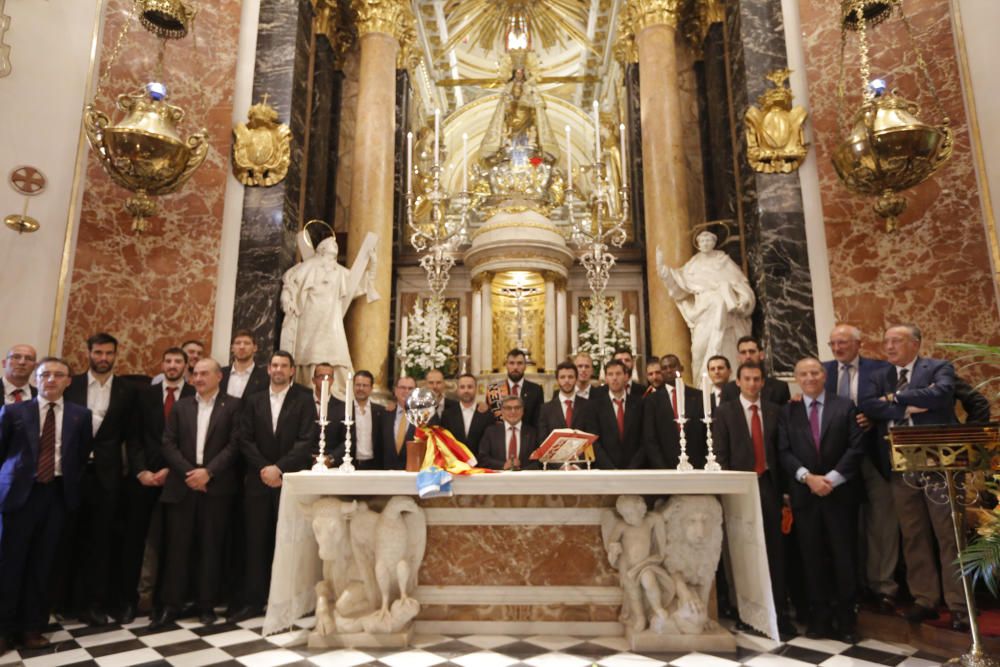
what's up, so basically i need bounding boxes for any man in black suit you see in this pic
[706,354,731,417]
[503,349,543,429]
[329,370,385,469]
[779,357,865,641]
[425,368,458,422]
[441,373,492,458]
[63,332,137,625]
[478,396,541,470]
[590,360,644,469]
[119,347,195,624]
[714,361,796,638]
[720,336,791,406]
[381,375,417,470]
[221,329,268,399]
[229,351,316,623]
[591,349,645,400]
[538,361,595,439]
[657,355,708,466]
[154,358,242,628]
[0,357,92,654]
[3,344,38,404]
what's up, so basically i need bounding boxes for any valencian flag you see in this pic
[414,425,494,498]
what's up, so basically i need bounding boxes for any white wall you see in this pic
[0,0,104,356]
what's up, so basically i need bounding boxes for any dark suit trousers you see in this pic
[161,493,233,610]
[69,464,118,610]
[0,480,67,634]
[244,488,281,607]
[794,499,859,623]
[119,479,162,607]
[758,473,787,615]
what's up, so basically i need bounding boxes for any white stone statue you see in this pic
[656,231,756,376]
[280,232,379,396]
[304,495,426,647]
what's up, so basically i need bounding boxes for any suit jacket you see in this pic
[128,382,196,476]
[823,356,892,467]
[591,391,644,469]
[643,385,707,469]
[721,375,791,407]
[65,373,137,488]
[478,421,541,470]
[328,399,386,468]
[778,394,865,509]
[0,399,93,511]
[380,407,416,470]
[160,393,242,502]
[3,382,37,402]
[955,377,992,424]
[240,387,317,494]
[537,395,596,440]
[860,356,957,478]
[713,397,783,489]
[440,402,493,458]
[221,364,269,399]
[504,378,544,429]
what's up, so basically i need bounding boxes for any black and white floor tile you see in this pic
[0,615,949,667]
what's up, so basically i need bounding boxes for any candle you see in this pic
[319,376,330,422]
[462,133,468,192]
[345,371,354,423]
[401,315,408,345]
[675,372,685,419]
[434,108,440,166]
[592,100,600,158]
[407,131,414,194]
[619,123,627,188]
[564,124,572,192]
[702,372,712,418]
[628,314,638,354]
[570,313,579,352]
[460,315,468,357]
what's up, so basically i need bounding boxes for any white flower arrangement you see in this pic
[577,299,634,369]
[397,297,456,378]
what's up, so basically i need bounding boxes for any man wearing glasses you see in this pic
[2,345,37,404]
[478,396,540,470]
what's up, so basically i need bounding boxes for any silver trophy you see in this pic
[405,387,437,428]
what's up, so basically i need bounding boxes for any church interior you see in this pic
[2,0,1000,665]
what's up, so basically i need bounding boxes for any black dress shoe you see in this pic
[225,605,262,624]
[79,608,110,627]
[805,622,831,640]
[904,604,939,623]
[21,632,51,649]
[950,609,971,632]
[148,607,179,631]
[835,629,861,644]
[778,616,799,640]
[198,609,218,626]
[877,594,897,614]
[115,603,137,625]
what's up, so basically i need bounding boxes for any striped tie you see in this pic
[37,403,56,483]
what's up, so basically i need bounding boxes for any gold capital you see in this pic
[624,0,683,33]
[350,0,416,45]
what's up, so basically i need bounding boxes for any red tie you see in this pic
[508,425,519,461]
[614,398,625,441]
[750,404,766,475]
[12,388,23,403]
[37,403,56,483]
[564,400,574,428]
[164,386,177,420]
[510,382,519,397]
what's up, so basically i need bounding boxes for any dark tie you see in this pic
[809,400,821,452]
[750,404,766,475]
[508,426,518,461]
[896,368,909,391]
[838,365,852,400]
[510,383,519,397]
[164,386,177,420]
[614,398,625,441]
[564,399,573,428]
[37,403,56,483]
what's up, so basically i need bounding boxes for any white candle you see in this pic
[564,124,572,192]
[462,133,468,192]
[570,313,579,352]
[434,108,440,166]
[702,372,712,418]
[401,315,408,345]
[320,376,330,422]
[406,131,413,194]
[675,372,685,418]
[460,315,468,357]
[619,123,627,188]
[628,314,638,353]
[592,101,600,158]
[345,371,354,423]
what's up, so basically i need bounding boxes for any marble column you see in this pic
[480,274,493,373]
[343,0,414,390]
[556,284,568,362]
[624,0,693,373]
[543,277,556,372]
[471,288,482,375]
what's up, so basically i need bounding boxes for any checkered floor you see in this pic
[0,614,949,667]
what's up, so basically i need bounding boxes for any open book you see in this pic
[530,429,599,464]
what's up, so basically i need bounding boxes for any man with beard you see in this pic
[63,333,137,626]
[644,359,664,395]
[441,374,492,458]
[328,370,385,469]
[221,330,268,399]
[3,344,37,404]
[538,361,595,439]
[720,336,791,406]
[151,339,205,385]
[502,349,542,429]
[119,347,194,624]
[591,349,645,400]
[590,360,644,469]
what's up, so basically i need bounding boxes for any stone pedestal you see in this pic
[308,628,413,649]
[627,626,736,653]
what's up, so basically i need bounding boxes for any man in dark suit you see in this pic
[779,357,865,641]
[3,344,38,404]
[479,396,541,470]
[713,361,796,638]
[441,373,492,458]
[720,336,791,406]
[119,347,195,624]
[860,323,967,630]
[706,354,731,417]
[328,370,385,469]
[591,349,645,401]
[425,368,458,423]
[381,375,417,470]
[590,360,644,469]
[221,329,268,399]
[154,358,242,628]
[503,349,543,429]
[656,354,708,467]
[824,323,896,612]
[538,361,596,439]
[229,351,315,623]
[0,357,92,654]
[63,332,137,625]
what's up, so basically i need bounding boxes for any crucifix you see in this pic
[499,283,541,363]
[0,0,10,78]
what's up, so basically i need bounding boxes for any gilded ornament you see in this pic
[139,0,197,39]
[0,0,11,78]
[622,0,683,33]
[350,0,415,45]
[232,94,292,187]
[312,0,357,68]
[744,68,809,174]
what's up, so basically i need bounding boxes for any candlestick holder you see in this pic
[457,353,470,375]
[702,416,721,471]
[312,414,332,472]
[338,416,356,472]
[675,416,693,471]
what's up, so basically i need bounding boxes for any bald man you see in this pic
[2,344,37,404]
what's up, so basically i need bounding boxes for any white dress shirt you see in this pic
[37,396,64,476]
[793,392,845,487]
[226,364,253,398]
[3,377,31,404]
[195,390,218,465]
[269,385,290,433]
[87,371,113,436]
[738,395,763,440]
[576,384,590,400]
[460,401,477,435]
[508,380,523,396]
[559,392,576,422]
[163,379,185,403]
[354,400,374,460]
[608,390,627,413]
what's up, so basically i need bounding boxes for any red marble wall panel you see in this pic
[62,0,241,374]
[797,1,1000,362]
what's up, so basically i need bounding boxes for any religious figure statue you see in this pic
[303,496,427,647]
[280,232,379,395]
[656,231,755,377]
